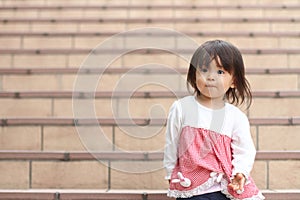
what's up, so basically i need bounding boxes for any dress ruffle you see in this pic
[168,176,216,198]
[168,176,265,200]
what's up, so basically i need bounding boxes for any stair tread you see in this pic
[0,189,299,200]
[0,150,299,161]
[0,31,299,37]
[1,67,300,74]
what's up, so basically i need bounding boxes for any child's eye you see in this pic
[217,70,225,74]
[200,68,208,73]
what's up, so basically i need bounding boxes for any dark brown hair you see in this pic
[187,40,252,108]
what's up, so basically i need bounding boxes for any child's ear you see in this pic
[230,80,235,88]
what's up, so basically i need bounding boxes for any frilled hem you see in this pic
[167,178,265,200]
[167,176,216,198]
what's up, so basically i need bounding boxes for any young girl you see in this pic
[163,40,265,200]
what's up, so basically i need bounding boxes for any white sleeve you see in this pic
[163,100,182,180]
[231,111,256,179]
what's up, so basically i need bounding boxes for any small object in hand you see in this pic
[236,189,244,194]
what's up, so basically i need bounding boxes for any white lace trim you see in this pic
[168,177,265,200]
[167,176,216,198]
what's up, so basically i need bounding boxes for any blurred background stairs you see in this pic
[0,0,299,199]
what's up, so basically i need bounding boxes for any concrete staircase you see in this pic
[0,0,299,199]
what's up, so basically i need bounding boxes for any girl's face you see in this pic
[195,57,234,102]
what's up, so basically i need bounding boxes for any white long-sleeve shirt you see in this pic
[163,96,257,198]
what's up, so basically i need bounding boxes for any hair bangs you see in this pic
[190,47,213,71]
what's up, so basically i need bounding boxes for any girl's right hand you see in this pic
[228,173,246,193]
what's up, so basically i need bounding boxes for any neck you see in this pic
[196,95,225,109]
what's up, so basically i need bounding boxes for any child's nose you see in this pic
[206,72,215,81]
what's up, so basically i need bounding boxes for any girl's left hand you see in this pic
[228,173,246,192]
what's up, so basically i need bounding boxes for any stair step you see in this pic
[0,31,299,37]
[0,189,299,200]
[1,4,300,10]
[0,150,299,161]
[2,17,300,23]
[0,90,299,99]
[0,117,299,126]
[1,48,300,55]
[0,67,300,75]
